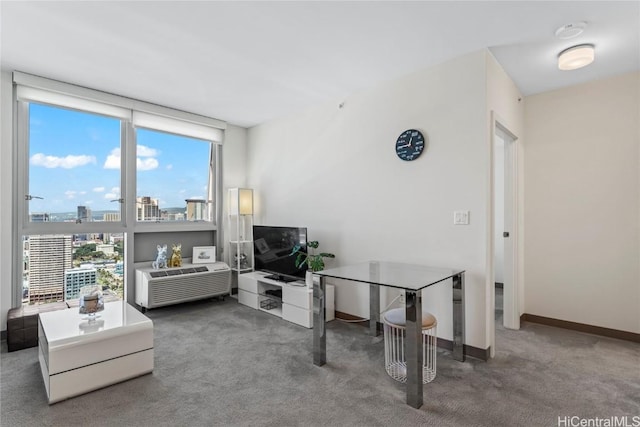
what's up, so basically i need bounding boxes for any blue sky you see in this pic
[28,103,210,214]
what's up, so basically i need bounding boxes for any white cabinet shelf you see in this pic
[228,188,254,274]
[237,271,334,328]
[228,216,254,273]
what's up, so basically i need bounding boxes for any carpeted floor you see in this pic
[1,290,638,427]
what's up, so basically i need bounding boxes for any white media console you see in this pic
[237,271,334,328]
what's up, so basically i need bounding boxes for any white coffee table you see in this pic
[38,301,154,404]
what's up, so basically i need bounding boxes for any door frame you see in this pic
[487,111,521,358]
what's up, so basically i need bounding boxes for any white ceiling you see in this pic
[1,1,638,128]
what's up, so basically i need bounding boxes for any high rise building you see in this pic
[136,196,160,221]
[27,234,73,303]
[77,205,92,222]
[30,213,50,222]
[185,199,207,221]
[103,212,121,244]
[64,265,97,300]
[103,212,120,222]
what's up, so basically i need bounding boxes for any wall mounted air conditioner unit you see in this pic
[135,262,231,310]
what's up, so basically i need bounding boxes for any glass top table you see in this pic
[315,261,464,290]
[312,261,466,409]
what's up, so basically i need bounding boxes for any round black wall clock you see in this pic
[395,129,425,161]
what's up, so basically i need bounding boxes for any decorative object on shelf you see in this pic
[228,188,255,273]
[291,241,335,288]
[192,246,216,264]
[260,299,278,310]
[234,252,249,269]
[78,285,104,320]
[152,244,168,269]
[395,129,426,161]
[169,243,182,267]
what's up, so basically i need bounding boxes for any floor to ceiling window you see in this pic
[14,72,224,308]
[20,102,125,306]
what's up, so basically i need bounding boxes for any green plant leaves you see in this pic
[289,241,335,272]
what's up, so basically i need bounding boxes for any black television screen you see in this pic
[253,225,307,281]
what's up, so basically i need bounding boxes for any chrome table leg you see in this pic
[452,272,465,362]
[313,275,326,366]
[405,290,423,408]
[369,284,380,336]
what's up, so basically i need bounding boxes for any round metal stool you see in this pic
[382,308,437,383]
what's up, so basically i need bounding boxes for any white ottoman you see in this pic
[382,308,437,384]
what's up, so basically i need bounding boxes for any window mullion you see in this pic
[124,121,136,228]
[16,101,29,231]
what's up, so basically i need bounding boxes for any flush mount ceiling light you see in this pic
[558,44,595,71]
[555,22,587,39]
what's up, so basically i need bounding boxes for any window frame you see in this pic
[12,72,225,307]
[132,125,217,226]
[17,100,128,235]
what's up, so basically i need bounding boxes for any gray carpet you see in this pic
[1,292,639,427]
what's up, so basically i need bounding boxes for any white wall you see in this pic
[524,72,640,333]
[0,71,14,330]
[247,51,494,349]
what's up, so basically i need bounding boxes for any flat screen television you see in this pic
[253,225,307,282]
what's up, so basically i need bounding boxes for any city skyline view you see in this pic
[28,103,212,214]
[23,233,124,305]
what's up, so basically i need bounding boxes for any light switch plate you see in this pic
[454,210,470,225]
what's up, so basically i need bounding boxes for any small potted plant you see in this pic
[291,241,335,288]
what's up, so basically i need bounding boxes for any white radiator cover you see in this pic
[135,262,231,309]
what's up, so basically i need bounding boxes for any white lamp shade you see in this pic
[229,188,253,215]
[558,44,595,71]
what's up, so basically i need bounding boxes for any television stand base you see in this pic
[237,272,335,328]
[264,274,298,283]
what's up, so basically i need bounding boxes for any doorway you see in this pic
[489,114,520,357]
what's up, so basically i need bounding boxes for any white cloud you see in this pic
[93,187,105,193]
[105,146,159,171]
[137,157,158,171]
[166,164,173,170]
[31,153,96,169]
[137,145,158,157]
[84,200,94,205]
[104,187,120,200]
[79,191,87,195]
[103,147,121,169]
[64,190,77,199]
